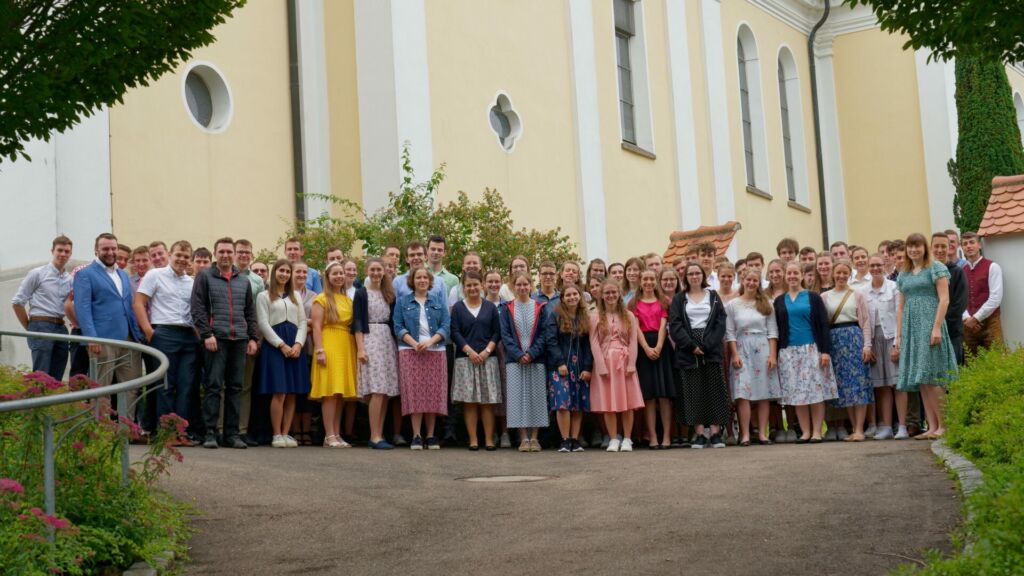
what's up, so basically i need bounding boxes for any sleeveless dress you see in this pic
[896,262,958,391]
[357,289,399,397]
[309,293,358,399]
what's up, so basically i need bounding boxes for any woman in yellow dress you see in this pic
[311,262,358,448]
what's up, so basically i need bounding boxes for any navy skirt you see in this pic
[258,322,312,395]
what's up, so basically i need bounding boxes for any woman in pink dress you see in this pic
[589,279,645,452]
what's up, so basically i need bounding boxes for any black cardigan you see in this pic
[545,321,594,373]
[450,300,501,357]
[668,289,727,369]
[773,291,831,354]
[351,286,395,335]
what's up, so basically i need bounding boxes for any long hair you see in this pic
[737,269,772,316]
[681,263,708,293]
[657,267,681,307]
[623,256,646,292]
[628,269,666,313]
[366,257,395,304]
[800,262,817,291]
[902,233,932,272]
[585,258,606,285]
[321,261,346,322]
[556,261,582,293]
[506,255,530,293]
[555,283,589,335]
[596,279,631,339]
[268,259,296,304]
[814,254,833,293]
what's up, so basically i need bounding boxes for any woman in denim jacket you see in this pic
[393,267,451,450]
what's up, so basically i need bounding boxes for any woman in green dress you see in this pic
[894,233,958,439]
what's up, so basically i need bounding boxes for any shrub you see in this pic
[0,366,192,575]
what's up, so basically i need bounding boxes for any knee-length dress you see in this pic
[669,289,730,426]
[309,293,358,400]
[354,288,399,397]
[896,262,958,391]
[450,299,503,404]
[546,320,593,412]
[256,291,311,395]
[822,288,874,407]
[775,290,839,406]
[725,298,780,402]
[633,299,676,400]
[588,312,645,413]
[500,299,550,428]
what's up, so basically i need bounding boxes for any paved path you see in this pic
[145,440,960,575]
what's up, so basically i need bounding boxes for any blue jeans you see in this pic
[150,326,199,424]
[27,320,69,381]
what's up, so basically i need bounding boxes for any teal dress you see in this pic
[896,262,958,391]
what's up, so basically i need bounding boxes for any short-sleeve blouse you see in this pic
[634,299,667,333]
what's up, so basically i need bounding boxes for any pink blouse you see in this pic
[633,299,667,333]
[588,311,639,377]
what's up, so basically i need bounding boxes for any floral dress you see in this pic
[896,262,958,391]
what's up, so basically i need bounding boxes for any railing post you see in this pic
[43,414,56,543]
[89,356,100,420]
[116,391,129,486]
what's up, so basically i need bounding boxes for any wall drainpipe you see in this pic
[808,0,831,247]
[286,0,306,222]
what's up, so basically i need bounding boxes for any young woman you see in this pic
[774,262,839,443]
[726,269,780,446]
[289,261,318,446]
[863,254,902,440]
[821,261,874,442]
[450,271,503,451]
[608,262,625,287]
[352,258,399,450]
[393,267,451,450]
[589,279,644,452]
[484,269,512,448]
[338,258,361,442]
[765,258,795,442]
[629,270,675,448]
[658,267,681,300]
[802,263,817,292]
[622,257,644,304]
[310,262,359,448]
[766,259,787,300]
[500,272,553,452]
[558,261,583,293]
[499,255,530,302]
[895,233,958,439]
[585,258,607,285]
[814,254,835,293]
[343,259,359,299]
[533,261,559,303]
[669,264,730,449]
[546,283,593,452]
[715,262,737,304]
[850,247,871,288]
[257,260,310,448]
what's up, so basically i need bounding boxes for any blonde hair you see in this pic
[738,269,773,316]
[321,261,347,322]
[596,279,631,339]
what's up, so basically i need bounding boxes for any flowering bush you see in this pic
[0,366,192,575]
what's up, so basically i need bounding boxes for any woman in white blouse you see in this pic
[860,253,903,439]
[726,269,780,446]
[821,260,873,442]
[256,259,311,448]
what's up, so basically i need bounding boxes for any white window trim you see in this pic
[180,61,233,134]
[736,23,770,195]
[1015,92,1024,148]
[613,0,655,155]
[777,44,810,208]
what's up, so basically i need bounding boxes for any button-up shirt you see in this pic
[98,258,123,296]
[11,263,71,318]
[433,267,460,291]
[962,256,1003,322]
[136,266,194,326]
[241,269,265,298]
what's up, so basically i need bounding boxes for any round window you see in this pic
[181,63,233,133]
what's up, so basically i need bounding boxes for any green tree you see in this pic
[1,0,246,162]
[950,56,1024,232]
[848,0,1024,63]
[283,146,579,275]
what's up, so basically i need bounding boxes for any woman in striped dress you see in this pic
[500,272,553,452]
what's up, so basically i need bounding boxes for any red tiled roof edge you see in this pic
[978,174,1024,237]
[663,221,742,262]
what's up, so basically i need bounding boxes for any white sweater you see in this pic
[256,291,308,348]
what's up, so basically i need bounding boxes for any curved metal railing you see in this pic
[0,329,168,541]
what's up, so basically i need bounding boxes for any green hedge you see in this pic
[894,348,1024,575]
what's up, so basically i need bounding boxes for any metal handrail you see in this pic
[0,329,170,542]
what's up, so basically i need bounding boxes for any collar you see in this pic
[967,255,984,268]
[94,258,117,273]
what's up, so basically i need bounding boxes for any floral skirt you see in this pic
[730,332,781,402]
[778,343,839,406]
[451,356,502,404]
[548,353,590,413]
[829,324,874,408]
[398,349,448,416]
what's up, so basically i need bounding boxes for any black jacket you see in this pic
[351,286,394,335]
[545,320,594,373]
[668,290,727,369]
[945,262,967,338]
[773,291,830,354]
[191,266,257,341]
[451,300,501,357]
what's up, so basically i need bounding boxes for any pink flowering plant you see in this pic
[0,366,192,575]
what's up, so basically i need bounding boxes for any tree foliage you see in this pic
[280,146,580,275]
[0,0,246,162]
[848,0,1024,63]
[950,56,1024,232]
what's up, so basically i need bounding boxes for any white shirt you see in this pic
[860,278,898,340]
[685,289,712,330]
[466,302,482,318]
[96,258,123,296]
[137,266,194,326]
[11,263,71,318]
[962,256,1003,322]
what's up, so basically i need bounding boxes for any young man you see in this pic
[799,246,818,266]
[234,239,266,297]
[695,242,718,289]
[776,238,799,263]
[644,252,664,274]
[130,246,151,290]
[945,229,968,268]
[961,232,1003,355]
[192,247,212,277]
[116,244,132,270]
[829,241,849,261]
[148,241,169,269]
[886,240,905,282]
[233,238,265,446]
[673,256,689,279]
[383,245,402,275]
[533,261,559,303]
[931,233,967,364]
[134,240,198,425]
[284,238,321,293]
[447,252,483,306]
[326,246,345,265]
[191,237,259,449]
[250,261,269,283]
[11,235,74,380]
[392,240,449,304]
[73,233,144,406]
[426,235,459,291]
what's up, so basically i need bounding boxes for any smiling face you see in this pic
[539,265,557,289]
[625,264,641,287]
[868,255,885,281]
[645,256,663,273]
[367,260,384,285]
[816,257,832,281]
[601,282,621,307]
[718,269,734,291]
[510,258,528,276]
[741,271,761,295]
[115,247,130,270]
[588,260,606,280]
[292,263,308,288]
[962,236,980,260]
[214,242,234,271]
[463,277,482,300]
[683,264,705,292]
[412,268,431,293]
[561,285,581,308]
[343,261,358,286]
[251,262,269,281]
[852,249,869,272]
[832,263,851,289]
[232,244,251,270]
[426,241,445,266]
[830,244,849,261]
[767,262,784,288]
[463,254,481,275]
[273,262,292,292]
[284,241,303,263]
[169,245,192,276]
[484,271,503,298]
[659,270,679,296]
[149,244,168,268]
[132,251,150,275]
[786,264,803,289]
[906,242,925,265]
[327,264,346,290]
[931,236,949,264]
[589,277,602,301]
[640,270,657,296]
[406,247,425,269]
[561,262,580,285]
[326,249,345,265]
[513,275,532,300]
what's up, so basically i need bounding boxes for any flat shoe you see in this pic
[809,437,823,444]
[757,439,773,446]
[739,440,751,447]
[485,445,496,451]
[796,437,810,444]
[914,433,937,440]
[468,445,479,451]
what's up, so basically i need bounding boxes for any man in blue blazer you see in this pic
[74,233,144,416]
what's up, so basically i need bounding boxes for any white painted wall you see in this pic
[295,0,334,219]
[914,51,957,233]
[665,0,702,230]
[984,238,1023,349]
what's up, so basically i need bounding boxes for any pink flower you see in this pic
[29,506,43,517]
[17,514,29,521]
[0,478,24,494]
[43,514,71,530]
[72,442,85,451]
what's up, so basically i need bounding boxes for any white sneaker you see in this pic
[601,435,611,449]
[606,438,621,452]
[836,428,849,441]
[873,426,893,440]
[824,428,837,441]
[864,425,878,438]
[271,435,287,448]
[499,433,512,449]
[785,430,798,443]
[894,426,910,440]
[620,438,633,452]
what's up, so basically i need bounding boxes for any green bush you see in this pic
[893,347,1024,575]
[0,366,192,575]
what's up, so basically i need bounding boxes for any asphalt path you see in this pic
[142,439,960,576]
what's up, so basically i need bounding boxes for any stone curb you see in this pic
[122,551,174,576]
[931,438,984,550]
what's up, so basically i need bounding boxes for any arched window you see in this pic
[736,24,768,194]
[1015,92,1024,148]
[777,47,810,206]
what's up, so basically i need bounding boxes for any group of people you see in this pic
[11,227,1004,452]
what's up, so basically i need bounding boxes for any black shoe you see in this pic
[710,434,726,448]
[228,436,248,449]
[241,435,259,447]
[558,439,571,453]
[571,438,585,452]
[691,436,708,449]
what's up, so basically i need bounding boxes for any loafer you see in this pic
[369,439,394,450]
[228,436,248,449]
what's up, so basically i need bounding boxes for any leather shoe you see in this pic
[241,435,259,447]
[227,436,248,449]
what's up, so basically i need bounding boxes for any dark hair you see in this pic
[285,237,301,246]
[117,243,131,253]
[903,233,932,272]
[930,231,948,241]
[427,235,446,248]
[555,283,589,335]
[406,266,434,291]
[193,247,212,260]
[131,245,149,257]
[214,237,235,251]
[94,232,117,249]
[681,263,708,292]
[696,241,716,256]
[744,251,764,265]
[960,231,979,242]
[944,229,959,238]
[364,257,395,304]
[461,270,483,285]
[325,245,343,255]
[776,237,799,255]
[405,240,425,255]
[829,241,849,251]
[234,239,253,248]
[888,239,905,252]
[51,235,73,249]
[585,258,607,285]
[799,246,817,256]
[170,240,193,254]
[269,259,297,305]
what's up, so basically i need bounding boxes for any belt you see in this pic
[832,321,859,329]
[369,321,389,325]
[29,316,64,325]
[152,324,194,331]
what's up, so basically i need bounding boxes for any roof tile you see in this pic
[978,175,1024,237]
[662,221,742,263]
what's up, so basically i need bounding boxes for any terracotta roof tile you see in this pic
[978,175,1024,237]
[662,221,742,264]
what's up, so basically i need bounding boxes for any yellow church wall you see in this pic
[423,0,581,258]
[719,2,822,257]
[108,0,295,253]
[323,2,363,210]
[832,29,931,248]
